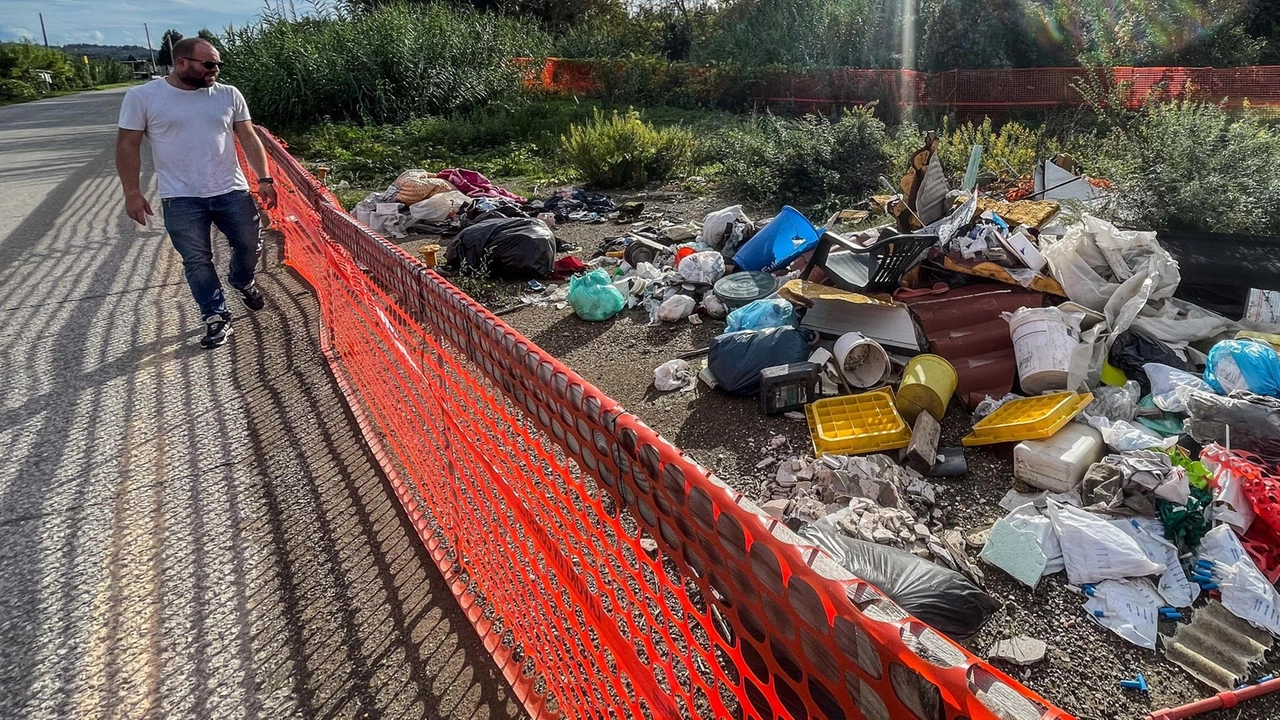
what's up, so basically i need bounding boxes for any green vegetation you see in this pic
[715,108,890,213]
[227,2,1280,234]
[1080,101,1280,235]
[0,41,136,105]
[560,109,695,187]
[219,2,551,127]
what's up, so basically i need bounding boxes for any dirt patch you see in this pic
[390,190,1279,720]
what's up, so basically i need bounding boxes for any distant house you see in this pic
[123,54,153,80]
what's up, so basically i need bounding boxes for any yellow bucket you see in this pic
[897,354,958,423]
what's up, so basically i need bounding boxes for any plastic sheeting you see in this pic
[707,327,812,395]
[1041,215,1236,390]
[445,218,557,279]
[801,517,998,640]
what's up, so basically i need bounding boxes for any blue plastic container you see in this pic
[732,206,819,272]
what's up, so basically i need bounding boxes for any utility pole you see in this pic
[144,23,156,75]
[39,13,48,48]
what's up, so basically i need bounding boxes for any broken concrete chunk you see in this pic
[988,636,1047,666]
[761,499,790,519]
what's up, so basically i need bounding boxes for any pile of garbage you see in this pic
[356,137,1280,702]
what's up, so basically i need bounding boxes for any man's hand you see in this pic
[258,183,278,210]
[125,191,154,226]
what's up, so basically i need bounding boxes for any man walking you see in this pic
[116,36,278,348]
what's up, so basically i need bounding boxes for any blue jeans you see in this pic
[162,190,262,319]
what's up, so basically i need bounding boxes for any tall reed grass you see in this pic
[220,1,551,128]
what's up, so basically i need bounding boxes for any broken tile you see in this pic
[988,636,1047,666]
[980,518,1048,588]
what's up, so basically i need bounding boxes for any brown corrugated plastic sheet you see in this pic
[904,284,1045,409]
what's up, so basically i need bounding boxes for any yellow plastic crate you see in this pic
[962,391,1094,447]
[805,388,912,457]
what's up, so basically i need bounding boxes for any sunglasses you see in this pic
[181,57,225,71]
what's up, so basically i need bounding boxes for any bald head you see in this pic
[172,37,214,59]
[170,37,222,89]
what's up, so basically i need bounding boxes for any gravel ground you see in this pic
[398,189,1280,720]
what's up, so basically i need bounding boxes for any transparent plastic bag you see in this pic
[725,298,797,333]
[1144,362,1215,413]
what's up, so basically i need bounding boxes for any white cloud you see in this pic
[0,25,37,42]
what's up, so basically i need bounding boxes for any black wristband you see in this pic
[259,177,274,184]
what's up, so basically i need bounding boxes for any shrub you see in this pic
[0,41,84,90]
[561,109,696,188]
[86,59,133,86]
[0,79,37,101]
[220,2,551,128]
[1079,101,1280,235]
[714,107,890,213]
[937,118,1058,183]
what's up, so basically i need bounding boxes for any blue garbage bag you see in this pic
[1204,339,1280,397]
[567,269,625,322]
[725,298,798,333]
[707,327,812,395]
[732,206,819,272]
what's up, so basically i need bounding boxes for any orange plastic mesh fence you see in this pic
[532,58,1280,111]
[247,127,1075,720]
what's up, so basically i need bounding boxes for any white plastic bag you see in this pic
[654,359,695,392]
[1200,525,1280,636]
[1046,500,1164,584]
[1144,362,1216,413]
[1113,517,1199,608]
[408,190,471,223]
[1082,578,1162,649]
[700,205,750,248]
[701,294,728,319]
[657,294,696,323]
[677,251,726,285]
[1083,414,1175,452]
[1201,447,1257,534]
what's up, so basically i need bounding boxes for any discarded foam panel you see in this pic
[1163,600,1272,691]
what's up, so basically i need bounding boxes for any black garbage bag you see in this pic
[1109,330,1195,395]
[800,518,998,640]
[1187,391,1280,461]
[444,218,556,279]
[707,327,812,395]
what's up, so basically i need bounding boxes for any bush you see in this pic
[715,107,890,213]
[86,59,133,86]
[1079,101,1280,235]
[220,2,551,127]
[0,41,84,90]
[561,108,696,188]
[0,79,37,101]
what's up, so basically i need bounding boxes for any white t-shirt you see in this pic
[118,79,252,199]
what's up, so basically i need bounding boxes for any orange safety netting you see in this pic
[532,59,1280,111]
[246,127,1074,720]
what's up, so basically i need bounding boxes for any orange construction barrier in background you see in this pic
[246,127,1075,720]
[530,58,1280,113]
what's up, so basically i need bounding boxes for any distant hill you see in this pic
[59,44,153,62]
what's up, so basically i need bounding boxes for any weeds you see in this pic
[714,108,890,213]
[560,109,696,188]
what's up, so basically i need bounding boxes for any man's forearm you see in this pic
[116,141,142,196]
[243,132,271,182]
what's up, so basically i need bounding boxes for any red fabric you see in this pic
[548,256,587,281]
[434,168,526,203]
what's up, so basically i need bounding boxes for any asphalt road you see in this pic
[0,88,520,719]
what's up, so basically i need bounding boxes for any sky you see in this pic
[1,0,271,47]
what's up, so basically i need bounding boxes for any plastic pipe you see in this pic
[1144,677,1280,719]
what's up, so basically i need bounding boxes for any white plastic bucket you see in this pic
[1005,307,1081,394]
[833,332,891,389]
